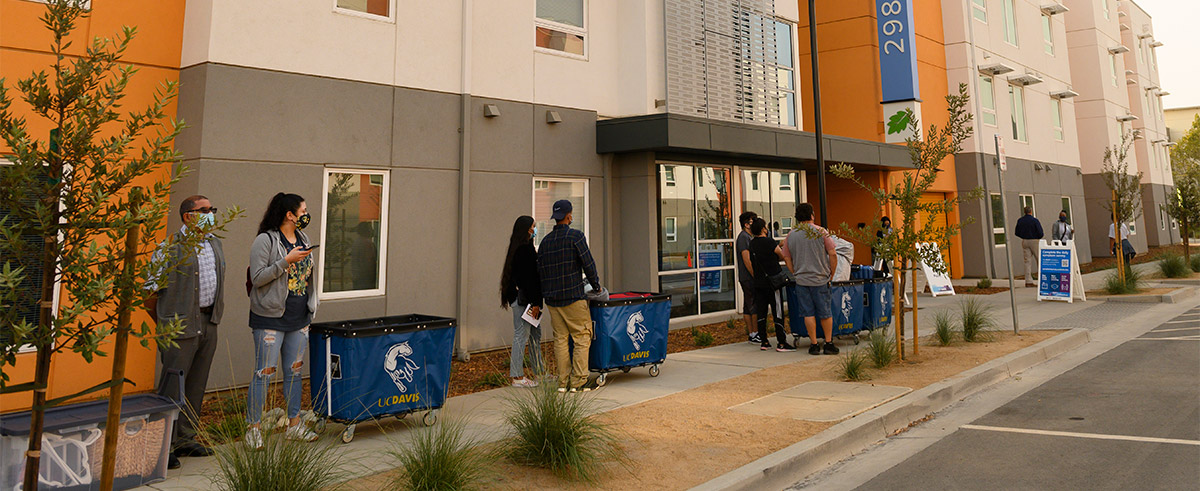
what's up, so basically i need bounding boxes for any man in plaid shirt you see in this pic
[537,199,602,392]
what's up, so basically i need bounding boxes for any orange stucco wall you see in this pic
[0,0,185,413]
[797,0,964,278]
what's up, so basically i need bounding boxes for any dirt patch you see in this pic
[1079,243,1200,274]
[956,286,1010,295]
[343,330,1060,491]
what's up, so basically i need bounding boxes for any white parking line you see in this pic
[961,424,1200,446]
[1149,327,1200,333]
[1161,320,1200,324]
[1131,336,1200,341]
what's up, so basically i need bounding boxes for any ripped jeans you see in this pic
[247,327,308,425]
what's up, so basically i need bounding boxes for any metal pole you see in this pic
[994,137,1019,334]
[808,0,828,227]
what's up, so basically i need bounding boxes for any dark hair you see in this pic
[1024,207,1033,215]
[179,195,208,219]
[795,203,815,222]
[500,216,536,309]
[257,193,305,235]
[880,216,891,225]
[739,211,758,228]
[750,217,767,236]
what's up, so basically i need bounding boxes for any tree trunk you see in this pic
[911,264,919,357]
[1184,218,1191,267]
[895,258,905,361]
[24,228,61,489]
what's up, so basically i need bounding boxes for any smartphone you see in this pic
[304,244,320,251]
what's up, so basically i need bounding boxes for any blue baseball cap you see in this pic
[551,199,573,221]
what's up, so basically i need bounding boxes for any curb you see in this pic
[690,328,1093,491]
[1103,286,1196,304]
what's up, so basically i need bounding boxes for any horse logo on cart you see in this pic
[384,341,421,393]
[626,311,649,350]
[840,291,854,321]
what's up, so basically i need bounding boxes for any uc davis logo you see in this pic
[384,341,420,393]
[626,311,649,350]
[840,291,854,321]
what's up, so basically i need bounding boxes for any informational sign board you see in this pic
[875,0,920,103]
[916,242,956,297]
[996,134,1008,172]
[1037,240,1086,303]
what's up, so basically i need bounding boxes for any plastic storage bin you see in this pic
[787,280,867,342]
[309,314,456,443]
[863,276,895,330]
[0,393,179,490]
[587,292,671,386]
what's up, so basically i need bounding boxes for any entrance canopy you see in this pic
[596,113,916,171]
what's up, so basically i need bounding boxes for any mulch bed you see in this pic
[957,286,1010,295]
[1079,243,1199,274]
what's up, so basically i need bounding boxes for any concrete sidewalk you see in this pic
[142,260,1190,490]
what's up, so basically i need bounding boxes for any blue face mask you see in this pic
[195,212,215,229]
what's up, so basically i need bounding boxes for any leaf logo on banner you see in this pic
[886,109,912,135]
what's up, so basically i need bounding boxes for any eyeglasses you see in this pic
[188,207,218,214]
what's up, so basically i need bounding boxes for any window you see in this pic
[1109,53,1118,87]
[991,193,1006,245]
[1101,0,1110,20]
[1041,14,1054,54]
[536,0,586,58]
[1160,205,1167,230]
[1019,194,1035,216]
[972,0,988,22]
[1137,38,1144,64]
[533,178,588,250]
[750,172,759,190]
[1008,84,1027,142]
[0,160,55,353]
[319,169,389,298]
[774,20,798,127]
[779,173,792,190]
[334,0,391,20]
[1151,46,1158,70]
[980,74,997,126]
[664,165,676,186]
[658,164,737,318]
[1050,98,1064,141]
[1002,0,1018,45]
[1061,197,1073,224]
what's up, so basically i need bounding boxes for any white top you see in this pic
[1108,223,1130,240]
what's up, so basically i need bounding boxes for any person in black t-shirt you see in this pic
[746,218,797,352]
[735,211,762,344]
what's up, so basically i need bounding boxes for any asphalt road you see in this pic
[848,309,1200,490]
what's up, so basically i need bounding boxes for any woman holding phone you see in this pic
[245,192,320,449]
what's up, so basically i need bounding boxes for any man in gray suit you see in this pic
[146,195,224,468]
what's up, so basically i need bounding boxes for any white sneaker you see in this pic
[245,427,264,450]
[512,377,538,388]
[285,424,318,442]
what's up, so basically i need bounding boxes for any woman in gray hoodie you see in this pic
[244,193,321,449]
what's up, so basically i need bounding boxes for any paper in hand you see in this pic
[521,304,541,327]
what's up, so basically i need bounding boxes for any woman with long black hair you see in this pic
[499,215,544,387]
[245,193,319,449]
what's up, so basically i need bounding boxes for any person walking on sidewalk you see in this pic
[537,199,603,392]
[500,215,544,388]
[1052,210,1074,242]
[1109,219,1136,265]
[783,203,839,355]
[746,217,796,352]
[245,193,320,449]
[1014,207,1044,287]
[736,211,762,344]
[146,195,224,469]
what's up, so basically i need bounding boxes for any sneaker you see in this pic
[760,341,772,351]
[748,333,763,344]
[245,427,264,450]
[823,342,840,355]
[808,344,822,355]
[557,387,568,393]
[776,342,797,352]
[512,377,538,388]
[285,424,318,442]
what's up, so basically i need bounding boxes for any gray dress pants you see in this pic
[159,312,218,448]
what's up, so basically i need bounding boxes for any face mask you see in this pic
[296,213,311,230]
[532,227,538,240]
[195,212,215,229]
[1060,216,1067,222]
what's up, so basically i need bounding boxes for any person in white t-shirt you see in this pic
[1109,221,1135,265]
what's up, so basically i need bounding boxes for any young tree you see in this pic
[0,1,236,488]
[1167,115,1200,262]
[830,83,980,360]
[1101,130,1143,229]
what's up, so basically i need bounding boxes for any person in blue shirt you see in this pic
[1014,207,1044,287]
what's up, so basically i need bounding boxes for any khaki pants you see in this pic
[1022,239,1040,285]
[547,300,592,389]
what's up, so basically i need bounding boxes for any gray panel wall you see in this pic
[954,153,1092,278]
[1083,173,1148,257]
[1141,183,1181,247]
[176,63,605,389]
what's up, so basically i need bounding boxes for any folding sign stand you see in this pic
[1037,240,1086,303]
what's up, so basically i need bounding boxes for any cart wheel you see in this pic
[853,334,861,345]
[314,418,327,434]
[596,373,608,387]
[621,367,632,374]
[394,412,408,421]
[649,364,660,377]
[423,410,438,427]
[341,424,356,444]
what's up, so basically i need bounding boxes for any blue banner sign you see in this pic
[1038,248,1072,299]
[876,0,920,102]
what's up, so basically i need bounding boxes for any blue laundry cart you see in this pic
[587,292,671,386]
[863,276,895,330]
[787,280,867,344]
[310,314,456,443]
